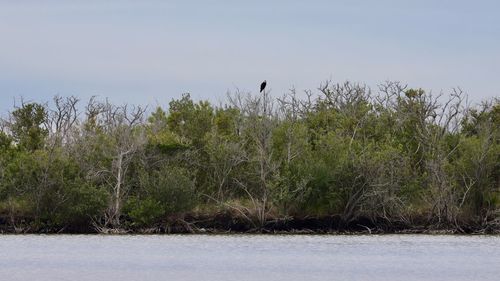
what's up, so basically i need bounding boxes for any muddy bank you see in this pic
[1,212,498,234]
[161,213,498,235]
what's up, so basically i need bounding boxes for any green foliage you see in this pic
[448,135,499,219]
[0,149,108,229]
[147,126,189,154]
[167,93,214,146]
[125,166,196,226]
[214,107,240,137]
[10,103,48,151]
[0,131,12,150]
[0,86,498,232]
[125,197,164,226]
[147,106,189,153]
[270,121,312,215]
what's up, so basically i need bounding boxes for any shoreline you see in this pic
[2,214,498,235]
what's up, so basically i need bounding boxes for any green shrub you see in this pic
[126,166,197,226]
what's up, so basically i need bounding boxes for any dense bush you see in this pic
[125,166,196,226]
[0,83,498,232]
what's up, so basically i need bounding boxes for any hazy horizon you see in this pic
[1,0,499,113]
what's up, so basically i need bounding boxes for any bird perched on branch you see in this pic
[260,80,267,93]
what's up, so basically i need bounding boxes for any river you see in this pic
[1,234,498,281]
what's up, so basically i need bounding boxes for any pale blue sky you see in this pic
[1,0,499,113]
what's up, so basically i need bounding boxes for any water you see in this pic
[0,235,499,281]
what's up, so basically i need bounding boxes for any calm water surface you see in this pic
[1,234,499,281]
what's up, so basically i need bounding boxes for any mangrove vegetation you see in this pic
[0,81,498,233]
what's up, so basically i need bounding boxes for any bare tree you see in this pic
[75,98,147,228]
[225,89,279,226]
[46,95,80,149]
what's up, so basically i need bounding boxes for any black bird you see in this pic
[260,80,267,93]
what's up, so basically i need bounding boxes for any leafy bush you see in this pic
[126,166,197,226]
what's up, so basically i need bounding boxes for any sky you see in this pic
[0,0,499,113]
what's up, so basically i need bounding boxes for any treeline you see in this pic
[0,81,498,233]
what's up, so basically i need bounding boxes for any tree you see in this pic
[74,98,147,228]
[167,93,214,146]
[9,102,48,151]
[226,89,279,226]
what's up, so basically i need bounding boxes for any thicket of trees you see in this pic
[0,81,498,233]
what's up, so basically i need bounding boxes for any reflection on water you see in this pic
[1,235,499,281]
